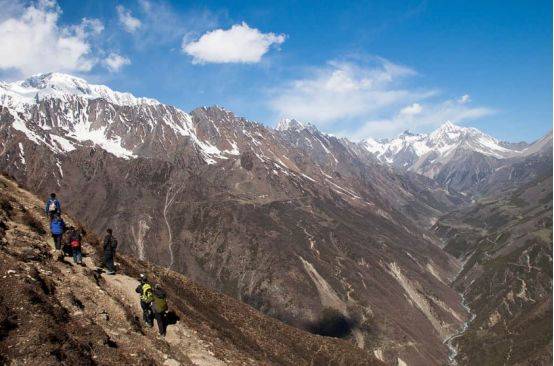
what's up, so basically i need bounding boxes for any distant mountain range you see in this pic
[361,121,551,193]
[0,72,551,365]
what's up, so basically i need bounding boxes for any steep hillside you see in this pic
[434,174,553,365]
[0,174,385,366]
[0,73,469,365]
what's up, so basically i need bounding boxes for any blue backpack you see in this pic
[50,219,64,235]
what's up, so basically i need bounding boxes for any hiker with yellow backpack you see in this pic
[135,275,169,336]
[135,274,154,327]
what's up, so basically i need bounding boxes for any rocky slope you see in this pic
[0,73,470,365]
[434,171,552,364]
[0,174,386,365]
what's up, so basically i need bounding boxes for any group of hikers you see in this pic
[46,193,86,267]
[45,193,169,336]
[46,193,117,272]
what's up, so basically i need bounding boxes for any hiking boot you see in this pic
[106,270,116,275]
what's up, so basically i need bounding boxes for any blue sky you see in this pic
[0,0,551,142]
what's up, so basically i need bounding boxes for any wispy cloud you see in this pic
[348,95,495,140]
[182,22,285,64]
[104,52,131,72]
[129,0,219,48]
[269,58,494,139]
[269,59,431,124]
[116,5,141,33]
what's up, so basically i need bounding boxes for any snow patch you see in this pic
[70,121,135,159]
[397,357,408,366]
[17,143,25,166]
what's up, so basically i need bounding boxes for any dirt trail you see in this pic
[84,256,226,366]
[3,178,226,366]
[0,176,385,366]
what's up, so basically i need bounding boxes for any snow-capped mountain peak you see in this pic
[0,72,160,110]
[435,120,459,132]
[276,118,320,134]
[362,121,519,174]
[276,118,305,131]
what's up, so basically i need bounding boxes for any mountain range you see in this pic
[0,72,551,365]
[362,122,551,194]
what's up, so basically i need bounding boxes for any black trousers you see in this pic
[153,311,166,336]
[140,301,153,325]
[52,234,62,250]
[103,250,115,272]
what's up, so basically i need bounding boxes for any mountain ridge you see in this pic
[0,72,551,365]
[0,173,385,365]
[0,72,472,365]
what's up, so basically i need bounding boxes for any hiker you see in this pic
[50,214,65,253]
[62,226,74,257]
[102,228,118,275]
[45,193,61,221]
[135,274,154,327]
[151,284,168,336]
[69,228,83,265]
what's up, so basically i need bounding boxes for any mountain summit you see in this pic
[360,121,537,191]
[362,121,515,166]
[0,72,159,111]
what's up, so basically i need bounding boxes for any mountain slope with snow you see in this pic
[360,121,552,193]
[0,72,160,110]
[362,121,517,170]
[0,72,472,366]
[0,73,237,162]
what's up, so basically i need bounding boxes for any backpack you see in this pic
[70,233,81,248]
[152,289,168,313]
[48,200,57,213]
[50,219,64,235]
[140,283,154,303]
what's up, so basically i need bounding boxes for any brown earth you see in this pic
[0,174,384,366]
[434,175,553,365]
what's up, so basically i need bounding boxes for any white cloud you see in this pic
[0,0,103,76]
[399,103,422,116]
[104,53,131,72]
[73,17,104,38]
[116,5,141,33]
[182,22,285,64]
[350,97,495,139]
[269,59,431,126]
[269,59,494,140]
[458,94,470,104]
